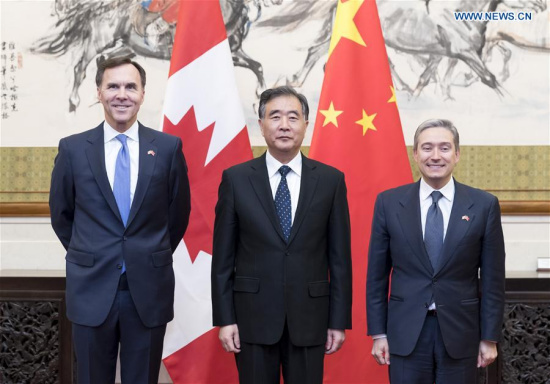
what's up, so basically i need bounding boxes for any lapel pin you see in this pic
[147,150,156,156]
[462,215,470,222]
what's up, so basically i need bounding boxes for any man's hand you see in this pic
[372,338,390,365]
[218,324,241,353]
[477,340,498,367]
[325,329,346,354]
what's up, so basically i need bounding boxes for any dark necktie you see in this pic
[275,165,292,242]
[113,134,130,274]
[425,191,444,269]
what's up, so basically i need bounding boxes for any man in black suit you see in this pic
[366,119,505,383]
[49,57,190,384]
[211,86,352,384]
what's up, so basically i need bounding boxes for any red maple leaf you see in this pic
[164,108,252,262]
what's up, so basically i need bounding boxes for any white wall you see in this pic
[1,216,548,272]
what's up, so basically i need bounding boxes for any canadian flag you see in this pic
[161,1,251,382]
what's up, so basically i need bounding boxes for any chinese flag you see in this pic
[309,1,412,383]
[161,1,251,382]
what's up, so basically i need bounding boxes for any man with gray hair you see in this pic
[366,119,505,383]
[212,86,352,383]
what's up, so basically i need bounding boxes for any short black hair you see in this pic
[258,86,309,121]
[95,56,146,88]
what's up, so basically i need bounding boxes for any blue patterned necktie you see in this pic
[113,134,130,273]
[425,191,444,269]
[275,165,292,242]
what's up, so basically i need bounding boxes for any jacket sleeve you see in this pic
[480,196,506,342]
[211,170,238,326]
[327,172,353,329]
[366,193,393,336]
[168,138,191,253]
[49,138,75,251]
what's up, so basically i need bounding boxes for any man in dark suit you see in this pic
[49,57,190,384]
[366,119,505,383]
[211,86,352,384]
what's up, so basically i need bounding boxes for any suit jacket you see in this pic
[366,180,505,359]
[211,153,352,347]
[50,122,190,328]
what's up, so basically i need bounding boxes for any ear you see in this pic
[259,119,266,137]
[455,148,460,163]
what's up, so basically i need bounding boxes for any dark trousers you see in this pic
[235,323,325,384]
[72,274,167,384]
[389,313,477,384]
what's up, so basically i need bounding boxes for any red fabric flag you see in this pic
[161,1,251,382]
[309,1,412,383]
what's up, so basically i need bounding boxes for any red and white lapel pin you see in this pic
[462,215,470,222]
[147,150,156,156]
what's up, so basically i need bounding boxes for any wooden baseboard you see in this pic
[1,201,549,217]
[0,203,50,217]
[499,201,550,215]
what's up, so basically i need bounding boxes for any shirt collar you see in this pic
[419,177,455,203]
[266,151,302,178]
[103,121,140,143]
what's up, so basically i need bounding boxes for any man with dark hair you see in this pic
[212,86,352,383]
[50,57,191,383]
[367,119,505,383]
[95,56,147,89]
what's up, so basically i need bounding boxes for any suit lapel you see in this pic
[248,154,287,242]
[288,154,318,245]
[435,181,475,274]
[126,124,157,228]
[397,181,434,275]
[85,125,122,223]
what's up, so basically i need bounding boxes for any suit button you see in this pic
[432,278,437,284]
[123,236,127,241]
[116,264,122,269]
[285,251,290,256]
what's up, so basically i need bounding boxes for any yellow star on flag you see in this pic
[356,110,377,135]
[319,102,344,127]
[388,86,396,103]
[328,0,366,58]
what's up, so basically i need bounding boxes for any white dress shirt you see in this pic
[419,177,455,240]
[104,121,139,205]
[420,177,455,310]
[265,151,302,224]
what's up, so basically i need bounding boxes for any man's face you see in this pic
[259,95,308,163]
[97,64,144,133]
[413,127,460,189]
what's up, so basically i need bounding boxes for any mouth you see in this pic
[113,105,131,111]
[427,164,445,170]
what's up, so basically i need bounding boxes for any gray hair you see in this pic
[258,86,309,121]
[413,119,459,151]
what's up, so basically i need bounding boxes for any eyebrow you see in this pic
[421,141,452,146]
[268,109,300,117]
[105,82,138,87]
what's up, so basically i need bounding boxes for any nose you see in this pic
[431,148,441,160]
[116,87,127,99]
[279,116,291,130]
